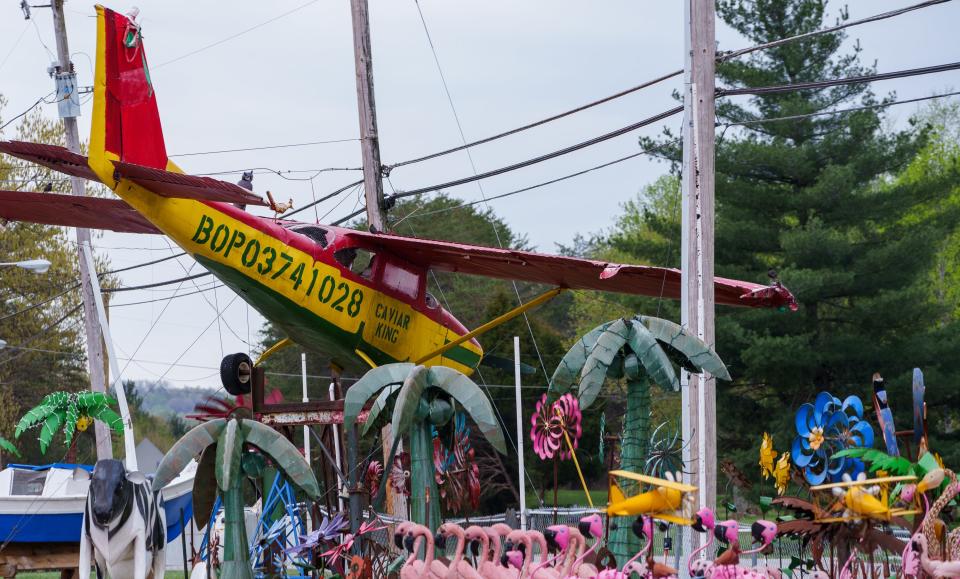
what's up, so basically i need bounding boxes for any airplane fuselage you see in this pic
[113,179,482,374]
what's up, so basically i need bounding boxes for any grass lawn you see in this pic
[527,488,608,508]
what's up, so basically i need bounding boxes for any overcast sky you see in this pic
[0,0,958,392]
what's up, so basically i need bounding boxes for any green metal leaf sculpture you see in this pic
[548,321,613,400]
[361,384,402,436]
[346,362,508,528]
[428,366,507,454]
[344,363,414,429]
[547,314,730,565]
[0,436,20,458]
[241,420,319,498]
[15,390,123,454]
[635,315,730,380]
[155,417,319,579]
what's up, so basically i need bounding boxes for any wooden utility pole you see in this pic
[50,0,113,461]
[350,0,387,232]
[681,0,716,530]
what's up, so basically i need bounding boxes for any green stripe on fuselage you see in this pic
[198,256,480,372]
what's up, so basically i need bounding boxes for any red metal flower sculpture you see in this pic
[530,393,583,461]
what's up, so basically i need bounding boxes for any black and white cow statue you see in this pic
[76,459,166,578]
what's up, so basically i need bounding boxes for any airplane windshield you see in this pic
[334,248,377,279]
[288,225,331,248]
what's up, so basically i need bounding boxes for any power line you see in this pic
[0,92,55,132]
[285,179,363,219]
[719,90,960,127]
[406,138,683,221]
[153,0,322,68]
[104,272,212,293]
[719,0,954,62]
[196,166,362,181]
[387,69,683,170]
[110,284,225,308]
[170,138,358,157]
[331,104,684,226]
[720,61,960,97]
[101,252,187,275]
[0,285,79,322]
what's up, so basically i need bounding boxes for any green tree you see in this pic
[605,0,960,487]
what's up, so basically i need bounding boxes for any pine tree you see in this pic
[620,0,960,473]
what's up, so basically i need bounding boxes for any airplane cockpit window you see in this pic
[334,248,377,279]
[289,225,331,248]
[383,262,421,300]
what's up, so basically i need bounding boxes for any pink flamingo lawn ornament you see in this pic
[485,525,520,578]
[407,523,447,578]
[709,520,781,579]
[598,516,657,579]
[465,525,512,579]
[568,514,603,578]
[395,522,427,579]
[506,528,560,579]
[435,523,481,579]
[688,507,716,578]
[904,532,960,578]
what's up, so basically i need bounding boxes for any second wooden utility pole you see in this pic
[350,0,387,232]
[680,0,717,525]
[50,0,113,461]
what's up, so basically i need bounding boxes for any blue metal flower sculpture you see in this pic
[792,391,874,484]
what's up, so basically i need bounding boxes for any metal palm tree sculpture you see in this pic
[547,315,730,563]
[152,417,320,579]
[344,363,507,530]
[15,391,122,454]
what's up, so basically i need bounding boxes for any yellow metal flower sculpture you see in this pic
[760,432,777,479]
[774,451,791,495]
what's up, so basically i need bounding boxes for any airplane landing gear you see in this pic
[220,352,253,395]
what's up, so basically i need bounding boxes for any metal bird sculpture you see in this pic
[872,373,899,456]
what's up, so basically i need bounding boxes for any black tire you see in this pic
[220,352,253,395]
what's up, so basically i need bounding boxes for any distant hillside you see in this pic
[133,382,219,417]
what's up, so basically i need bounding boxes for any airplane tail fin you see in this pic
[89,5,177,186]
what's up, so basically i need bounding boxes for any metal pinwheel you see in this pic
[530,392,583,461]
[792,391,874,484]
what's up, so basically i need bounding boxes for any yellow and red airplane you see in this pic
[607,470,697,525]
[0,7,795,393]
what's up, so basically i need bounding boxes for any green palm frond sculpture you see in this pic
[345,363,507,530]
[0,436,20,458]
[153,417,319,579]
[15,391,122,454]
[548,315,730,563]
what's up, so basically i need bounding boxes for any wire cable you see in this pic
[170,138,358,157]
[103,272,211,293]
[720,61,960,97]
[153,0,321,69]
[407,138,683,221]
[387,68,683,170]
[719,0,954,62]
[0,92,56,132]
[285,179,364,219]
[331,105,684,226]
[718,90,960,127]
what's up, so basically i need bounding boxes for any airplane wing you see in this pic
[0,141,266,207]
[341,229,797,309]
[0,191,160,234]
